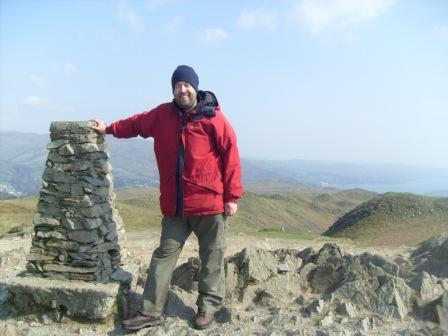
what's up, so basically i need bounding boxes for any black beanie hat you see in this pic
[171,65,199,93]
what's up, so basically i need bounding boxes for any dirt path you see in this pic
[124,229,412,268]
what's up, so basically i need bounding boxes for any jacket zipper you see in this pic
[175,112,186,217]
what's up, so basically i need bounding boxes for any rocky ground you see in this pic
[0,230,447,336]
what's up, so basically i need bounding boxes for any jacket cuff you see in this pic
[224,198,238,204]
[105,124,114,135]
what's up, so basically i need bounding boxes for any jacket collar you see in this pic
[173,90,218,120]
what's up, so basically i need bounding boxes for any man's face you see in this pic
[173,81,197,111]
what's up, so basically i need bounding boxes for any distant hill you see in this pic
[0,131,159,195]
[0,187,376,237]
[2,130,448,196]
[324,192,448,245]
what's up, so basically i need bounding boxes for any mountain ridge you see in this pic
[1,130,448,196]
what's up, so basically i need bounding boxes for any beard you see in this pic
[175,95,196,110]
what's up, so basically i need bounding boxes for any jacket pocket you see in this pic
[184,177,223,195]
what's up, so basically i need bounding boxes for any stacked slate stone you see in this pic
[26,121,125,282]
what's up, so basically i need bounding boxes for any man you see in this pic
[92,65,243,331]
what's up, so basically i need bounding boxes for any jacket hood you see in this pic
[197,90,219,109]
[196,90,219,118]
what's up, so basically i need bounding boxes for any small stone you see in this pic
[306,299,325,316]
[94,161,112,173]
[324,293,335,303]
[79,205,104,218]
[47,139,67,150]
[319,312,334,327]
[337,302,358,318]
[70,183,84,196]
[87,242,119,253]
[357,317,375,332]
[46,240,80,250]
[58,253,67,262]
[67,230,101,243]
[215,307,233,324]
[47,151,71,163]
[437,291,448,333]
[27,252,56,262]
[58,143,75,156]
[83,217,103,230]
[33,213,60,227]
[40,313,53,325]
[43,168,77,184]
[36,230,66,240]
[77,142,107,154]
[299,262,318,283]
[42,263,97,274]
[105,230,118,242]
[277,263,289,274]
[419,272,444,304]
[36,201,62,217]
[53,182,71,193]
[61,216,83,230]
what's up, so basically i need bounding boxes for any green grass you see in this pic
[2,188,446,246]
[0,196,37,236]
[254,228,318,240]
[325,192,448,246]
[0,186,375,242]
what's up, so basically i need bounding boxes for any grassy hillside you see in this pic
[0,186,375,238]
[0,196,37,235]
[324,192,448,245]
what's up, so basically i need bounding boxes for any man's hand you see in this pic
[224,202,238,217]
[91,119,107,134]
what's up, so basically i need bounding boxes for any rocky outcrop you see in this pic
[411,231,448,278]
[1,231,447,334]
[26,121,125,282]
[161,234,448,335]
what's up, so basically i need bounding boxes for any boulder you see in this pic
[232,247,277,284]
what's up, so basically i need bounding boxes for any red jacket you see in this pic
[106,91,243,216]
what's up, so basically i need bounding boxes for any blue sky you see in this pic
[1,0,448,168]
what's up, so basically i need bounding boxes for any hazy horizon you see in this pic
[1,0,447,168]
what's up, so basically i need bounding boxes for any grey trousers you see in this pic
[141,214,227,316]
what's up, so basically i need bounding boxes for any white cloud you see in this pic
[117,1,145,32]
[51,62,78,74]
[63,62,78,74]
[200,28,230,42]
[433,24,448,39]
[29,75,50,88]
[238,9,277,31]
[289,0,394,36]
[22,96,50,108]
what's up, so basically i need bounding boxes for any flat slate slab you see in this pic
[4,273,121,320]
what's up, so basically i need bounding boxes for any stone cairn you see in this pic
[26,121,125,282]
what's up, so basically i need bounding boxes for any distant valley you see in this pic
[1,130,448,197]
[1,134,447,247]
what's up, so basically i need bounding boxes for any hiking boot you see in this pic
[193,310,214,330]
[122,312,162,330]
